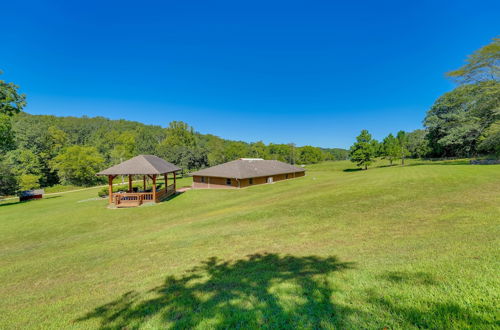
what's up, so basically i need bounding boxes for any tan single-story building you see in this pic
[190,158,305,189]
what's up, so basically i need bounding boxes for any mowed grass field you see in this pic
[0,160,499,329]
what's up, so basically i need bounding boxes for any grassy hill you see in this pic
[1,160,499,329]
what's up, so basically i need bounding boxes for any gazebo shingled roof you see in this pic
[97,155,180,176]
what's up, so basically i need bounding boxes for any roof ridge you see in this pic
[96,154,181,175]
[136,155,159,172]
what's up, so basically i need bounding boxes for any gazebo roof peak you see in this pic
[97,155,180,176]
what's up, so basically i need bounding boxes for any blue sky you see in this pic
[2,1,499,148]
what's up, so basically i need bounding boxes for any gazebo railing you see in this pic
[114,192,154,207]
[113,183,176,206]
[155,184,176,202]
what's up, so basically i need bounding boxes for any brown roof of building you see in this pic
[96,155,181,175]
[190,158,305,179]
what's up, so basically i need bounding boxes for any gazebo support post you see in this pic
[173,172,177,191]
[128,175,133,192]
[143,176,146,191]
[108,175,115,204]
[152,175,157,202]
[164,173,168,192]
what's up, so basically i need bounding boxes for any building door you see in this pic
[267,177,273,184]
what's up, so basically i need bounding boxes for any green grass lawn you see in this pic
[1,160,499,329]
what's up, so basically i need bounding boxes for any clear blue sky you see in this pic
[2,1,499,148]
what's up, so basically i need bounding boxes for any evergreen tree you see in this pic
[349,130,376,170]
[396,131,410,165]
[382,133,399,165]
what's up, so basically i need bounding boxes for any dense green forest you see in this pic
[1,38,498,195]
[349,37,500,169]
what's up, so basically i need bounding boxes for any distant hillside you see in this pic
[2,112,347,190]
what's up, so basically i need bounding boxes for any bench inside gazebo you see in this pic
[97,155,181,208]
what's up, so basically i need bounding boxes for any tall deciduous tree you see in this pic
[478,121,500,156]
[157,121,208,172]
[0,114,15,153]
[406,129,430,158]
[0,72,26,155]
[0,71,26,116]
[349,130,376,170]
[50,146,104,186]
[447,37,500,84]
[19,174,41,191]
[0,160,18,196]
[298,146,324,164]
[424,81,500,157]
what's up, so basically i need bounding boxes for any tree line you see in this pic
[350,37,500,169]
[0,98,348,195]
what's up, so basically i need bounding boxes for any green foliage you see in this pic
[478,120,500,156]
[381,133,399,165]
[349,130,376,169]
[268,143,297,164]
[19,174,41,191]
[396,131,411,165]
[406,129,430,158]
[322,148,349,160]
[0,160,18,196]
[157,121,207,172]
[249,141,270,159]
[447,37,500,84]
[424,81,500,157]
[0,114,15,153]
[110,131,137,164]
[0,71,26,116]
[297,145,324,164]
[51,146,105,186]
[5,149,43,177]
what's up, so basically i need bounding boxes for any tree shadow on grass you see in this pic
[77,253,358,329]
[0,196,61,208]
[343,168,364,172]
[379,271,439,286]
[0,200,21,207]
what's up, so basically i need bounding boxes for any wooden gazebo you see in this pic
[97,155,181,207]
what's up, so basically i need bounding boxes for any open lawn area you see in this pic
[1,160,499,329]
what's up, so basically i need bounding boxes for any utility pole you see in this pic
[288,143,296,165]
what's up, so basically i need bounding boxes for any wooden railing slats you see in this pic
[112,185,176,206]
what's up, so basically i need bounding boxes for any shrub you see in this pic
[19,174,41,191]
[97,182,164,197]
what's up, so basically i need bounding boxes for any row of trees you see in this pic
[0,85,348,195]
[349,129,427,169]
[350,37,500,169]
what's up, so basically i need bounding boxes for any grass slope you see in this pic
[0,160,499,329]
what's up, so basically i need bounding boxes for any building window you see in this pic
[226,178,232,186]
[201,176,206,183]
[249,178,253,185]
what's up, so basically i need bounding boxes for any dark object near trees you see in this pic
[470,159,500,165]
[19,189,44,202]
